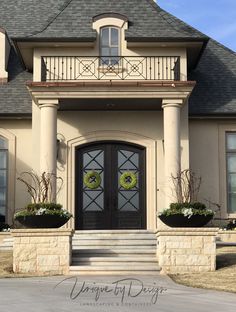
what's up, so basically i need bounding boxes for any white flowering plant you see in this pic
[14,203,72,219]
[159,202,214,218]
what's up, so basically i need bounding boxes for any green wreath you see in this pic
[120,171,137,190]
[83,171,101,189]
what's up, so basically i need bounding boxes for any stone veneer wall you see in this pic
[12,229,73,275]
[157,228,219,274]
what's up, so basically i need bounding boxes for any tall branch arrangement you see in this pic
[17,171,63,203]
[172,169,202,203]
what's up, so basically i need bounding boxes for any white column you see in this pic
[38,99,59,202]
[162,99,183,206]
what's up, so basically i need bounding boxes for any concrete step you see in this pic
[72,249,156,258]
[0,246,12,251]
[72,260,158,266]
[72,239,156,246]
[73,235,156,240]
[72,246,156,255]
[0,242,13,247]
[1,238,13,242]
[69,264,161,272]
[72,256,157,262]
[71,230,159,274]
[0,237,13,251]
[74,230,155,234]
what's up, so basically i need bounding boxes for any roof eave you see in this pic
[189,113,236,119]
[125,36,209,43]
[11,37,97,43]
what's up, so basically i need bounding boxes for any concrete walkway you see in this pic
[0,274,235,312]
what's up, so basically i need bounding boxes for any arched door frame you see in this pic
[66,130,157,230]
[75,141,146,230]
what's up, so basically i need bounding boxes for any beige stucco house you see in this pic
[0,0,236,233]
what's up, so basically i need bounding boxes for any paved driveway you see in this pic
[0,275,235,312]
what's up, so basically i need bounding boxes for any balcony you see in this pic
[41,56,180,82]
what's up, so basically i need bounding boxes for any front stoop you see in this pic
[69,230,160,275]
[0,236,13,251]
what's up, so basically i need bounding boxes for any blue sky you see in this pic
[157,0,236,51]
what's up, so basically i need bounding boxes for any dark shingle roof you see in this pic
[0,0,235,116]
[0,0,65,38]
[0,0,206,41]
[0,48,32,115]
[189,40,236,115]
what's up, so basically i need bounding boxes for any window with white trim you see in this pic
[100,26,120,65]
[226,132,236,213]
[0,136,8,223]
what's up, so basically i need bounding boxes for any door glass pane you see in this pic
[0,189,6,208]
[101,48,110,65]
[0,207,5,222]
[228,193,236,213]
[227,155,236,172]
[228,173,236,193]
[111,47,119,56]
[101,47,109,56]
[118,191,139,211]
[110,48,119,65]
[0,171,7,188]
[0,137,7,149]
[101,28,109,46]
[118,150,139,170]
[111,28,118,45]
[82,150,104,212]
[0,151,7,169]
[118,150,140,212]
[227,133,236,150]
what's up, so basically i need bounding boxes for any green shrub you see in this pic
[26,203,62,211]
[170,202,206,211]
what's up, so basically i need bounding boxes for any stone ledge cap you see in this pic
[156,227,219,237]
[12,229,74,237]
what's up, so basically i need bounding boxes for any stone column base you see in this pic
[12,229,73,275]
[157,228,219,274]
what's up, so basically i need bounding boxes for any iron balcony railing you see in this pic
[41,56,181,81]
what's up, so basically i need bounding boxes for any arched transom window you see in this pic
[100,26,120,65]
[0,136,8,223]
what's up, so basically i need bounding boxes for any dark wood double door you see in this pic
[75,142,146,230]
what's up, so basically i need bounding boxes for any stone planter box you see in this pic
[157,228,219,274]
[218,230,236,243]
[12,229,73,275]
